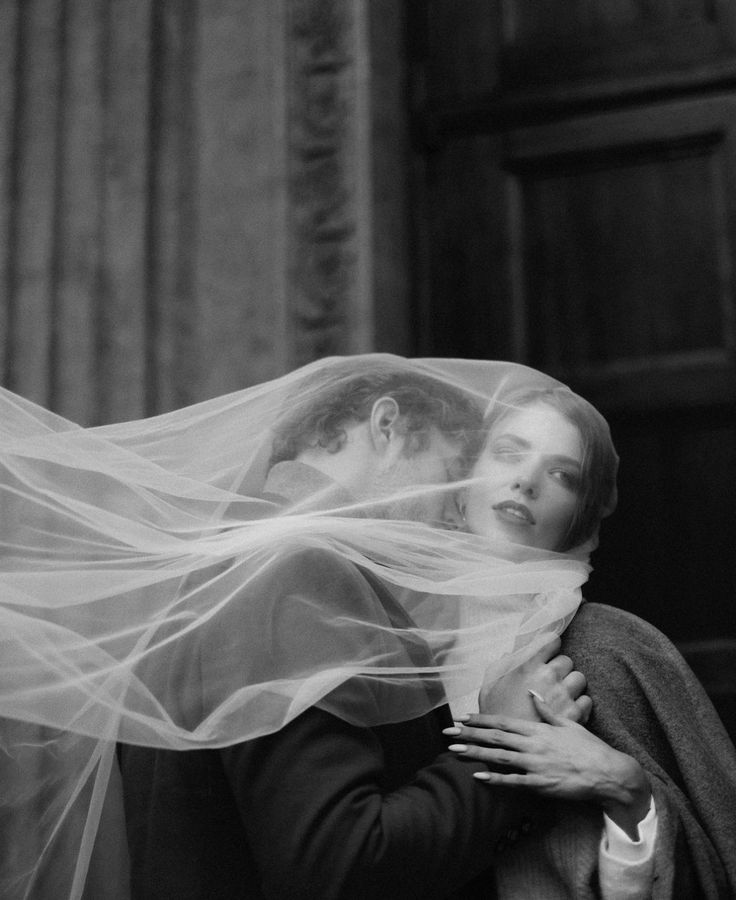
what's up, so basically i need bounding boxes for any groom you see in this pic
[120,363,590,899]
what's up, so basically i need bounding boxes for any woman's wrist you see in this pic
[599,752,652,841]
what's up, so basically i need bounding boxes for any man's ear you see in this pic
[368,397,402,452]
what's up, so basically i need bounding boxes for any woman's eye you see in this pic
[490,443,522,460]
[551,469,580,490]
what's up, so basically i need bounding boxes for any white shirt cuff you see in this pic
[598,796,658,899]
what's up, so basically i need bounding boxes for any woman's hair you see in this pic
[483,386,619,551]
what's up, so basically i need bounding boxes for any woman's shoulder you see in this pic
[562,601,681,668]
[569,601,671,641]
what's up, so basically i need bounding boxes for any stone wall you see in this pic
[0,0,410,423]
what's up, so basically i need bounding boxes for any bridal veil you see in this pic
[0,354,614,898]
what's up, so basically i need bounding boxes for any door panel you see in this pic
[593,406,736,641]
[504,97,736,412]
[410,3,736,646]
[502,0,736,88]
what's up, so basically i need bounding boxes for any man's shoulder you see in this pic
[261,544,401,625]
[268,544,368,590]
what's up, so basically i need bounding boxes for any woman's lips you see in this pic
[492,500,535,525]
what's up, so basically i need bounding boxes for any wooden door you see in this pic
[408,1,736,660]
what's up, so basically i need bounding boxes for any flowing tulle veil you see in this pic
[0,354,612,898]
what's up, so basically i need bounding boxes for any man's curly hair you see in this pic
[269,364,483,471]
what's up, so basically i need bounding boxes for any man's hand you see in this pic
[478,636,591,723]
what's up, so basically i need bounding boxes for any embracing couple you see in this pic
[2,355,733,899]
[116,356,736,899]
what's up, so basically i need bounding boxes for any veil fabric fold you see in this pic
[0,354,605,899]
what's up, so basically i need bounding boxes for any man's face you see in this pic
[371,428,465,525]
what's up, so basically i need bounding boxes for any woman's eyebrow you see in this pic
[492,434,582,468]
[491,432,528,447]
[547,453,583,469]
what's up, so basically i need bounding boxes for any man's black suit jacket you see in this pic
[119,548,534,899]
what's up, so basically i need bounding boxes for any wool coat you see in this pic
[494,602,736,899]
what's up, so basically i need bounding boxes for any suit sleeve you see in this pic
[215,548,532,899]
[223,705,532,899]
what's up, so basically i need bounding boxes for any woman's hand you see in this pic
[478,636,592,724]
[444,695,651,840]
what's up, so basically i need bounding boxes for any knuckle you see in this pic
[542,678,563,696]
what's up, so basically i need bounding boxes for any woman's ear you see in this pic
[368,397,402,452]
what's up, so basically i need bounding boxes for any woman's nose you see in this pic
[512,470,539,498]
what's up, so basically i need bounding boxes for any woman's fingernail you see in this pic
[448,744,468,753]
[455,714,470,722]
[528,689,545,703]
[473,771,491,781]
[442,726,462,736]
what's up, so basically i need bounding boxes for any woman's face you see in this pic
[463,403,584,551]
